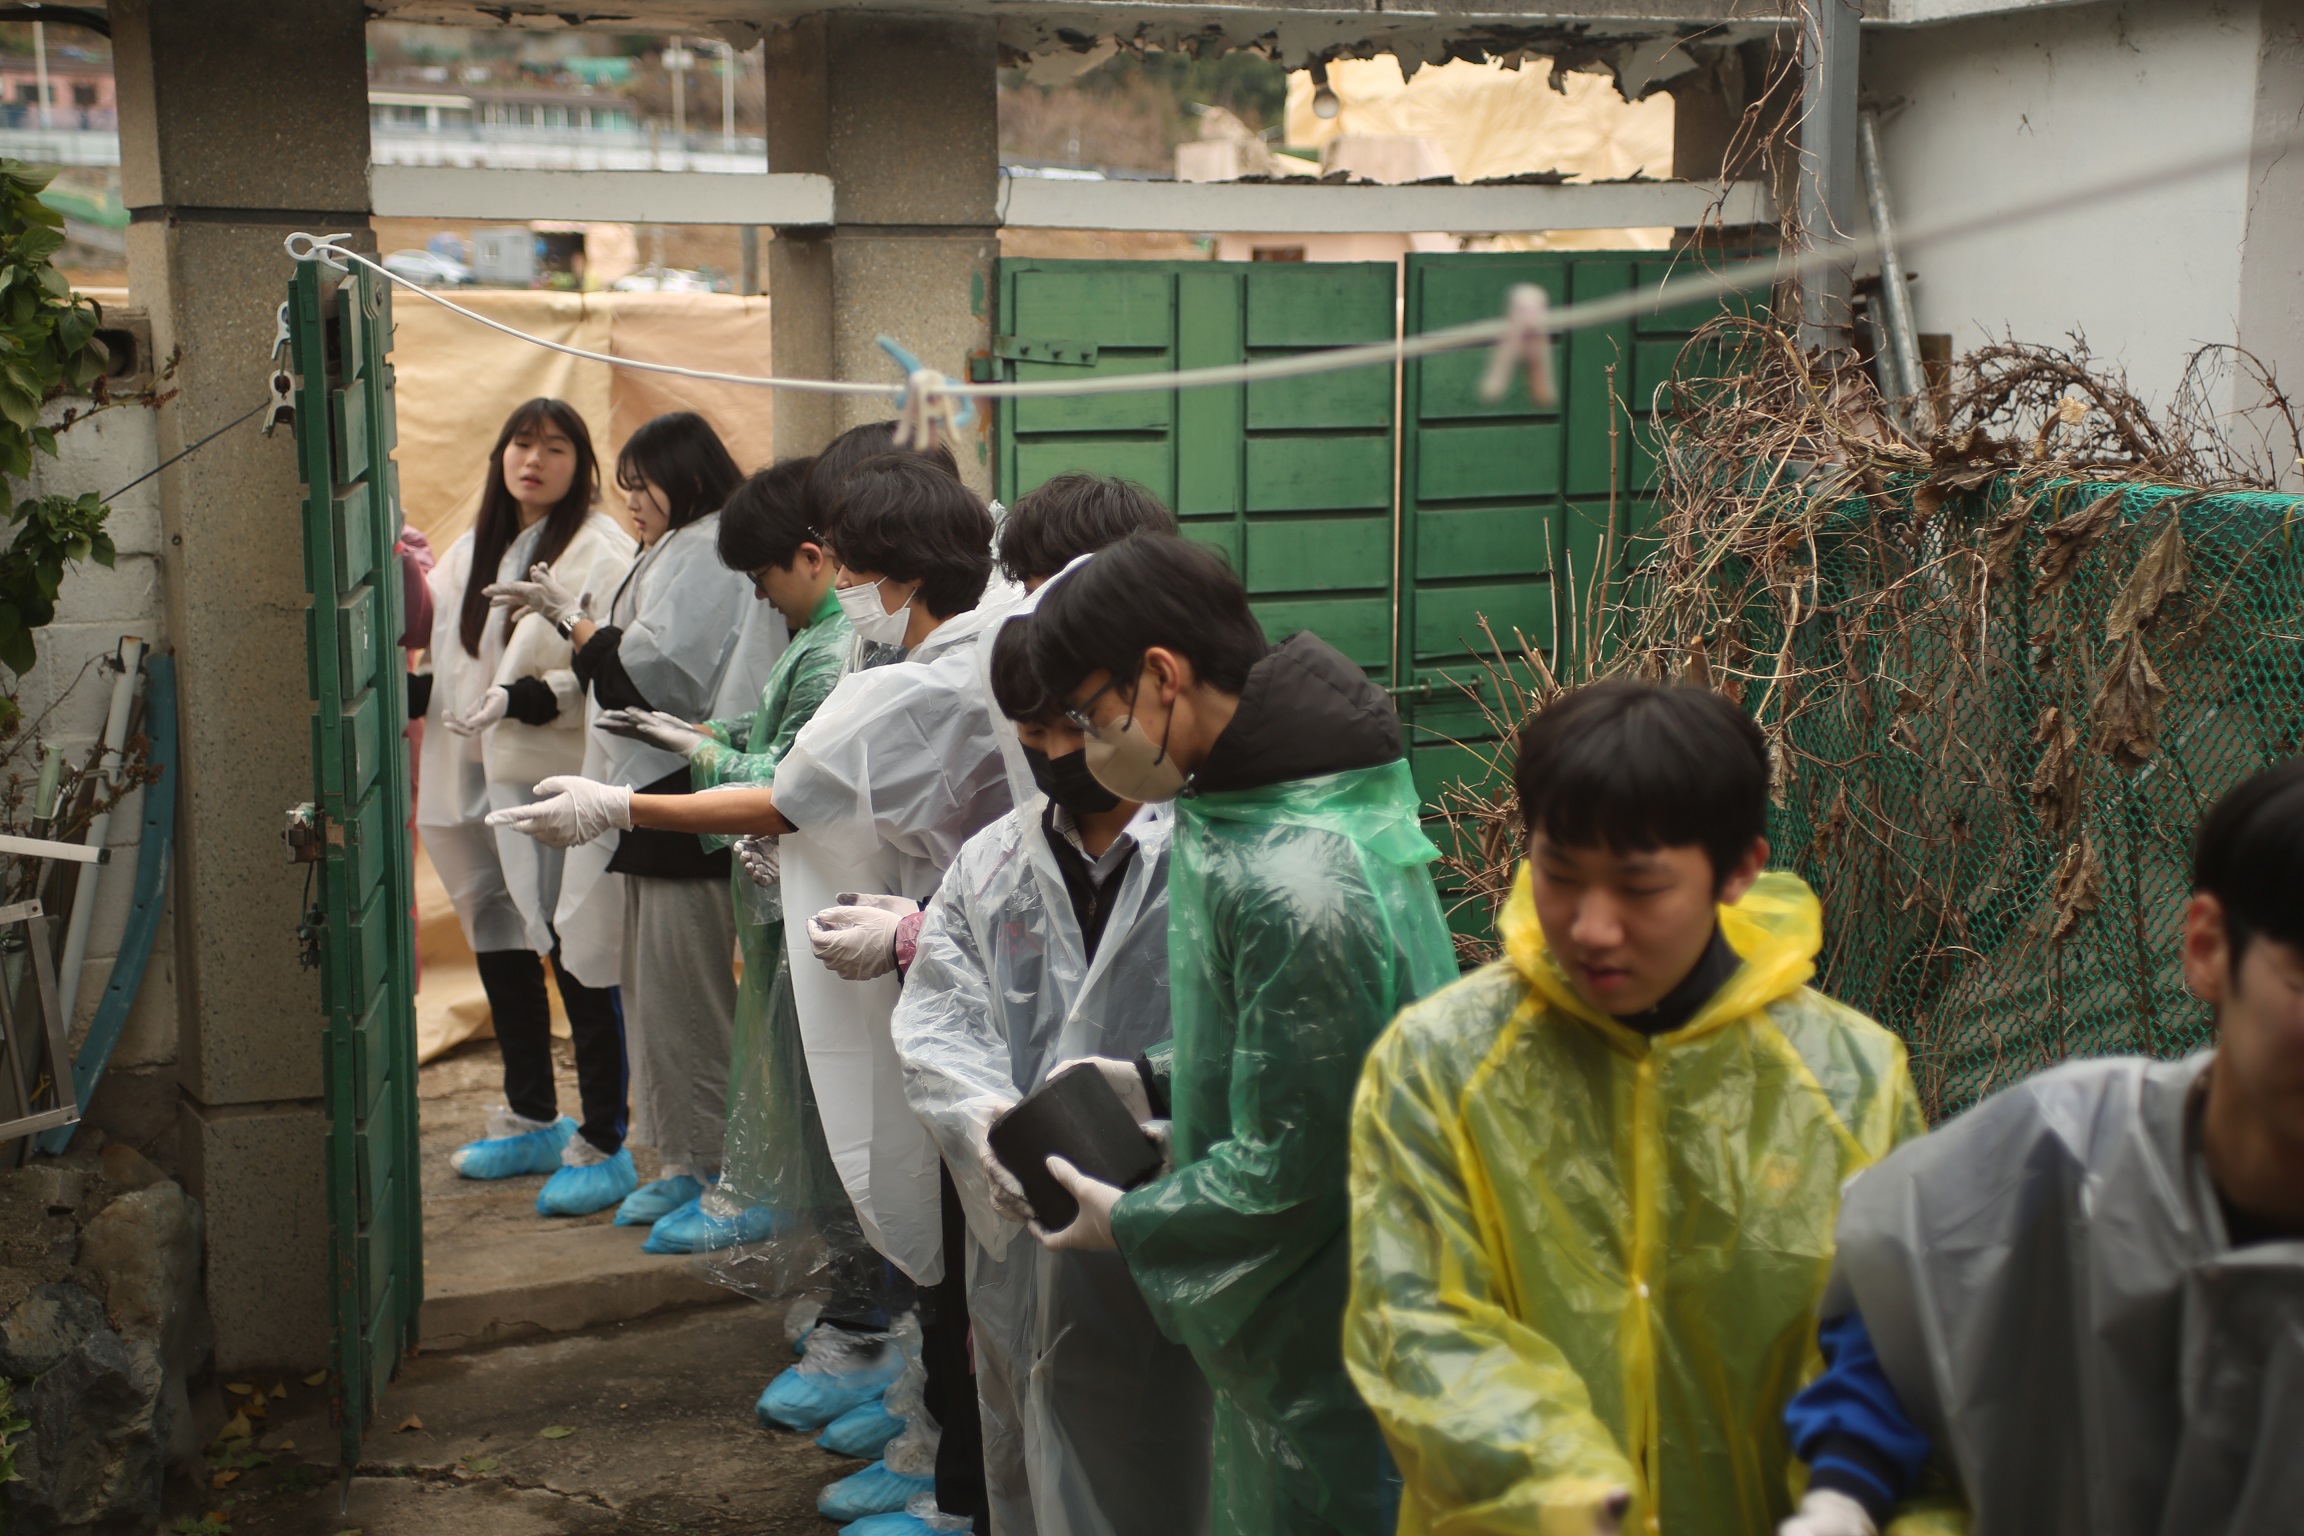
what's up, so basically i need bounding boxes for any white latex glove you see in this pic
[735,834,780,890]
[1031,1156,1121,1252]
[1779,1490,1876,1536]
[484,562,586,629]
[485,774,633,848]
[805,892,917,980]
[1049,1055,1154,1125]
[1142,1118,1174,1176]
[444,684,508,738]
[972,1124,1035,1225]
[595,707,707,756]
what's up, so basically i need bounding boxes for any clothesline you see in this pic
[282,133,2274,422]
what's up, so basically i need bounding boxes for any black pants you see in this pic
[923,1162,989,1529]
[476,947,628,1156]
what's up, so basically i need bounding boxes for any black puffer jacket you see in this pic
[1190,631,1404,795]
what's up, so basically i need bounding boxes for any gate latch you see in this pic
[991,335,1100,367]
[284,803,325,864]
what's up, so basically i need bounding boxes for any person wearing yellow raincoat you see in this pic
[1345,680,1925,1536]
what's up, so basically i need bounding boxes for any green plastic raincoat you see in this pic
[1111,757,1458,1536]
[1345,866,1925,1536]
[684,589,868,1301]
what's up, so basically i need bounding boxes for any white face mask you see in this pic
[836,576,912,648]
[1083,685,1190,803]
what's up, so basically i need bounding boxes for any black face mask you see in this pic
[1023,745,1122,816]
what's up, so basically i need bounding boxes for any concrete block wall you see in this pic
[4,398,178,1158]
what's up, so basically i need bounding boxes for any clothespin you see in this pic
[879,337,975,454]
[1478,283,1557,408]
[262,301,296,437]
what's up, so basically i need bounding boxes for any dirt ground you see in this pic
[160,1039,859,1536]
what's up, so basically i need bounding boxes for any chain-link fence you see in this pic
[1733,479,2304,1119]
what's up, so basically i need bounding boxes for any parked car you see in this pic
[381,248,475,287]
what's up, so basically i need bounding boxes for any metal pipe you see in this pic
[1859,108,1933,433]
[54,636,143,1031]
[1797,0,1860,363]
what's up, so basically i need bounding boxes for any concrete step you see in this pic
[421,1218,740,1354]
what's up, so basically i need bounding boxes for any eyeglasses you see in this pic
[1061,676,1125,733]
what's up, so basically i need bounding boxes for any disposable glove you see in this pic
[444,684,509,737]
[1048,1055,1153,1125]
[485,774,632,848]
[806,893,919,981]
[972,1123,1034,1225]
[595,707,707,756]
[1142,1118,1174,1176]
[1778,1490,1877,1536]
[735,834,781,889]
[1032,1156,1122,1252]
[484,561,586,629]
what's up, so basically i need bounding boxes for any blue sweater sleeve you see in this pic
[1784,1310,1932,1525]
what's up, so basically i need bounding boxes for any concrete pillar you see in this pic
[764,15,999,495]
[112,0,372,1374]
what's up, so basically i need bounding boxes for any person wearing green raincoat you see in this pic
[1344,680,1925,1536]
[582,458,869,1282]
[1025,534,1459,1536]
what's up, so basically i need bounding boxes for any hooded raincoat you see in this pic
[681,589,885,1309]
[772,599,1019,1282]
[1824,1050,2304,1536]
[1107,634,1458,1536]
[1345,867,1924,1536]
[895,790,1214,1536]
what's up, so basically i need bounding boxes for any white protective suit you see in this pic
[552,511,786,987]
[770,598,1017,1283]
[894,786,1214,1536]
[1826,1049,2304,1536]
[419,513,635,956]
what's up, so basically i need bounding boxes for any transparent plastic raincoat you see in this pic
[894,794,1213,1536]
[680,588,888,1309]
[1345,867,1924,1536]
[1827,1050,2304,1536]
[1110,757,1457,1536]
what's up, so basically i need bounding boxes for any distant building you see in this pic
[0,51,116,129]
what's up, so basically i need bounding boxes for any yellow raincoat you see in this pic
[1345,868,1924,1536]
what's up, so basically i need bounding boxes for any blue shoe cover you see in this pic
[449,1116,574,1179]
[535,1148,637,1216]
[817,1400,905,1459]
[643,1197,790,1255]
[615,1174,705,1227]
[817,1461,934,1522]
[755,1332,903,1431]
[840,1514,942,1536]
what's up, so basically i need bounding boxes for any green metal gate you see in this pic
[287,257,422,1468]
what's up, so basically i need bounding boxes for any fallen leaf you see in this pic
[218,1411,253,1441]
[538,1425,576,1440]
[225,1383,256,1396]
[303,1370,328,1388]
[396,1415,424,1433]
[333,1529,363,1536]
[464,1455,500,1473]
[211,1470,239,1488]
[269,1383,288,1400]
[277,1440,295,1452]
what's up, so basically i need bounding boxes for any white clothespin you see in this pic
[1478,283,1557,408]
[880,337,975,454]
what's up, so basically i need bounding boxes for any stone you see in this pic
[0,1281,106,1378]
[97,1142,166,1192]
[3,1163,87,1213]
[79,1181,210,1365]
[10,1324,169,1535]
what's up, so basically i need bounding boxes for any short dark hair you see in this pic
[804,420,960,541]
[988,615,1060,726]
[997,474,1180,585]
[2192,758,2304,968]
[616,410,744,531]
[1030,532,1267,701]
[825,457,994,618]
[717,457,819,573]
[1514,680,1770,888]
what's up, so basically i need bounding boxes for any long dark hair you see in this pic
[616,411,744,535]
[462,398,599,657]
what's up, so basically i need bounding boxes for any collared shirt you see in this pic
[1048,800,1158,887]
[1043,801,1159,961]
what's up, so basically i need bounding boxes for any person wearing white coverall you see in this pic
[893,608,1212,1536]
[488,410,783,1218]
[422,398,637,1188]
[491,453,1010,1530]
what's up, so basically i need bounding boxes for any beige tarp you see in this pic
[389,288,777,553]
[392,288,773,1061]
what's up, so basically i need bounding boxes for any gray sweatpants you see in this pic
[622,874,739,1174]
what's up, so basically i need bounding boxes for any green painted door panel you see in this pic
[289,260,421,1474]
